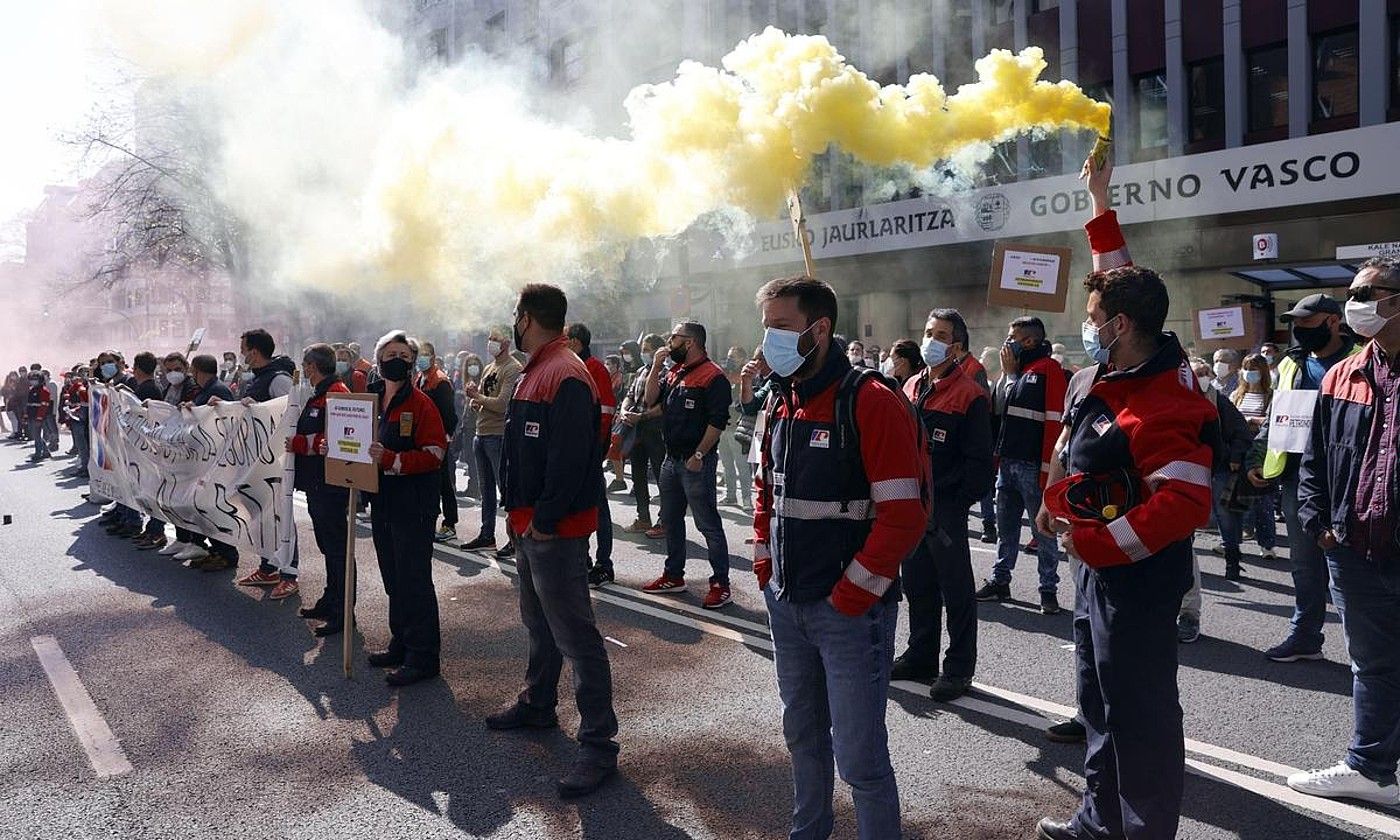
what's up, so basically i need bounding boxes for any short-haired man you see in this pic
[287,343,354,629]
[24,367,52,462]
[1290,256,1400,807]
[895,307,994,702]
[640,320,734,608]
[460,327,523,558]
[978,314,1067,614]
[565,322,620,588]
[492,283,619,799]
[125,352,165,544]
[1034,154,1217,840]
[172,354,241,570]
[753,274,926,838]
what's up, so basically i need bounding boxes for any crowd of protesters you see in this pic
[9,150,1399,834]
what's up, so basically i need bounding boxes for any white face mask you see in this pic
[165,371,186,385]
[1344,291,1400,338]
[1197,375,1211,394]
[486,339,503,358]
[1212,362,1232,379]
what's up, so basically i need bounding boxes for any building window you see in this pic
[802,0,828,36]
[1393,16,1400,113]
[548,37,585,87]
[1030,0,1059,10]
[1246,43,1288,133]
[988,0,1013,25]
[1312,27,1358,121]
[484,12,506,55]
[428,27,448,61]
[1134,72,1168,157]
[1188,57,1225,145]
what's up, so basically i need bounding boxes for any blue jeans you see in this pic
[765,589,901,840]
[473,434,504,541]
[1326,545,1400,786]
[1282,477,1329,649]
[1247,492,1277,550]
[992,458,1060,593]
[979,488,995,530]
[1211,472,1242,552]
[659,453,729,585]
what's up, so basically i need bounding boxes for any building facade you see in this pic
[412,0,1400,359]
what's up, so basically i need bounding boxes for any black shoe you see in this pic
[367,650,405,668]
[485,703,559,731]
[495,543,515,560]
[385,665,439,686]
[459,535,496,551]
[974,580,1010,601]
[889,656,936,682]
[1046,718,1087,743]
[979,523,996,544]
[1036,817,1084,840]
[299,605,333,621]
[1040,591,1061,615]
[588,566,614,588]
[113,525,142,538]
[606,479,627,493]
[930,675,972,702]
[557,761,616,798]
[313,622,345,637]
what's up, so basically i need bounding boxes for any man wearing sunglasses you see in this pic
[1246,292,1359,664]
[1291,257,1400,807]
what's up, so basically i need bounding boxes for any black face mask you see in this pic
[379,357,411,382]
[513,315,527,354]
[1292,322,1332,352]
[668,342,689,366]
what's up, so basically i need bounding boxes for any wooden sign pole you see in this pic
[343,487,358,679]
[788,189,816,278]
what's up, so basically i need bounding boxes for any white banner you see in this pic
[711,122,1400,269]
[88,383,300,560]
[1266,389,1320,455]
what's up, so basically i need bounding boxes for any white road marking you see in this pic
[296,495,1399,836]
[30,635,133,780]
[604,636,628,648]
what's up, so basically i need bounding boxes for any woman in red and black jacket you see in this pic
[365,331,448,687]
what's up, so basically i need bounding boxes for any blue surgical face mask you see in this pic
[762,322,818,378]
[921,337,949,368]
[100,362,117,380]
[1241,369,1262,385]
[335,361,350,376]
[1081,316,1121,365]
[416,357,431,372]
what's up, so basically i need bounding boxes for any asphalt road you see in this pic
[1,434,1395,839]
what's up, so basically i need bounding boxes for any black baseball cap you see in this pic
[1280,293,1342,322]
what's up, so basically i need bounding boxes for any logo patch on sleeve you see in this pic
[809,429,830,448]
[931,428,947,443]
[524,421,541,438]
[1091,414,1113,436]
[1024,373,1039,384]
[683,398,695,410]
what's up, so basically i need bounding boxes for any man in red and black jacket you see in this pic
[896,307,994,703]
[639,320,734,608]
[753,275,926,839]
[1033,154,1218,840]
[24,367,52,462]
[416,341,459,543]
[565,322,620,587]
[286,343,352,635]
[493,284,618,799]
[978,314,1068,614]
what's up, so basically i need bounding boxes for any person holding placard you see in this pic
[1245,293,1359,664]
[364,331,449,687]
[287,343,353,636]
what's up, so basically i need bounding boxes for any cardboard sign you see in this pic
[986,242,1072,313]
[325,393,379,492]
[1267,389,1319,454]
[1192,304,1262,353]
[187,327,207,354]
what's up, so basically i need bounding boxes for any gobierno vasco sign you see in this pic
[720,121,1399,269]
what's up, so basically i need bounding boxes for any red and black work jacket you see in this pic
[996,345,1065,486]
[289,375,350,492]
[753,350,926,616]
[502,337,602,538]
[25,380,51,421]
[904,362,995,511]
[369,379,447,488]
[660,356,731,458]
[582,352,617,446]
[1062,332,1217,568]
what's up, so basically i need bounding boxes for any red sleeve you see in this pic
[585,358,616,444]
[381,392,448,475]
[1073,394,1216,568]
[829,381,928,616]
[752,406,774,589]
[1085,209,1134,271]
[1039,359,1066,489]
[351,370,367,393]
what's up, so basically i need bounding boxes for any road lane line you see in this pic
[605,636,628,648]
[30,635,133,780]
[297,497,1396,835]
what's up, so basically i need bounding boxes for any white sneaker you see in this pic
[1287,762,1400,806]
[1260,548,1277,561]
[174,544,209,561]
[159,541,188,556]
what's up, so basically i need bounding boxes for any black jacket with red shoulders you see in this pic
[290,375,351,492]
[904,362,995,511]
[368,379,448,488]
[502,336,603,539]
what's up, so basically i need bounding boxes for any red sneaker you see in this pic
[702,582,732,610]
[641,575,686,595]
[236,569,281,587]
[269,579,300,600]
[644,525,666,540]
